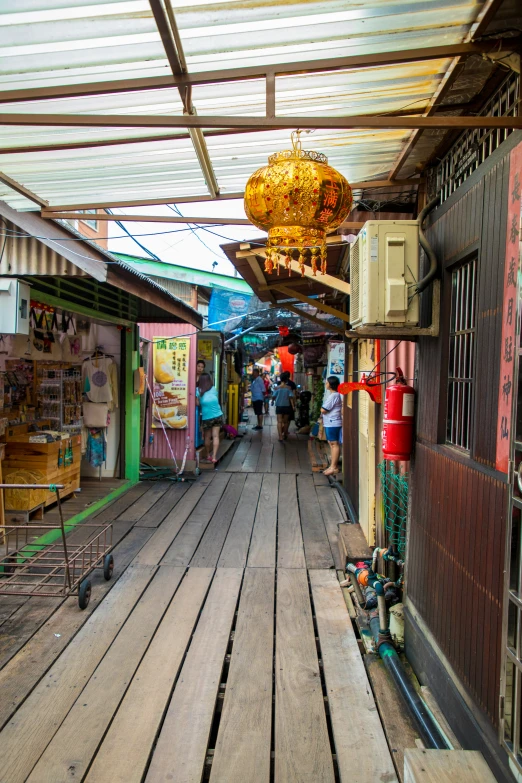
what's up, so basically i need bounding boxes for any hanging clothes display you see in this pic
[85,428,107,468]
[82,353,118,410]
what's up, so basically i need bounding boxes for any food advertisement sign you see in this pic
[327,342,345,381]
[198,339,213,362]
[152,337,189,429]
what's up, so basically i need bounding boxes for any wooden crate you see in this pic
[4,503,45,525]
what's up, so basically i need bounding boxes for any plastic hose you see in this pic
[416,197,440,294]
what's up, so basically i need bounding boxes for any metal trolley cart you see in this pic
[0,483,114,610]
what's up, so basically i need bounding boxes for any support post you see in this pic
[124,326,141,482]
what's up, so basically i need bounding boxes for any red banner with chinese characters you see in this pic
[496,143,522,473]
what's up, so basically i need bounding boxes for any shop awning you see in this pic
[221,235,349,336]
[0,200,203,327]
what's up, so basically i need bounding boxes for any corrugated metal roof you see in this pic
[112,251,253,293]
[0,0,487,208]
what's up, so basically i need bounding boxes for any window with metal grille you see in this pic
[446,257,477,451]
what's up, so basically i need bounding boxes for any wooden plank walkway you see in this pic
[0,419,397,783]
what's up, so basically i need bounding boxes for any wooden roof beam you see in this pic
[279,303,346,336]
[267,285,351,322]
[0,171,48,208]
[41,212,252,225]
[0,115,520,130]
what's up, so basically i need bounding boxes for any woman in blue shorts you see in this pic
[272,378,295,442]
[321,375,342,475]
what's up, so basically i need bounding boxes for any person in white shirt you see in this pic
[321,375,343,475]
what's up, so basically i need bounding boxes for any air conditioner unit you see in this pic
[349,221,420,329]
[0,278,30,335]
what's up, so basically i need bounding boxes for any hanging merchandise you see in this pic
[85,428,107,468]
[244,131,352,276]
[82,349,118,410]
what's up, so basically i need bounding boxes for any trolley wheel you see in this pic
[78,579,92,610]
[103,554,114,581]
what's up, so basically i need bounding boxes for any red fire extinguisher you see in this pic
[382,368,415,461]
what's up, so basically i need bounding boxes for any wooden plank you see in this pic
[283,440,300,474]
[226,437,252,472]
[133,474,215,566]
[338,522,372,567]
[365,654,421,782]
[84,567,214,783]
[117,482,171,522]
[134,480,190,527]
[190,474,247,567]
[210,567,274,782]
[275,568,335,783]
[403,749,496,782]
[276,474,305,569]
[0,526,154,730]
[315,485,346,570]
[296,437,312,473]
[313,472,330,485]
[0,564,158,783]
[297,476,335,569]
[92,481,151,522]
[26,566,186,783]
[218,474,263,568]
[255,441,273,472]
[270,444,286,473]
[242,440,263,472]
[247,473,278,567]
[161,472,231,566]
[310,570,397,783]
[145,568,243,783]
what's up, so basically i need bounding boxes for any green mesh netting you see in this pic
[378,461,409,557]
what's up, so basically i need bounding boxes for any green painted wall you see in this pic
[124,325,141,481]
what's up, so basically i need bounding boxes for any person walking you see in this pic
[250,368,266,430]
[197,373,224,464]
[321,375,343,475]
[262,372,272,415]
[280,371,296,429]
[273,377,295,441]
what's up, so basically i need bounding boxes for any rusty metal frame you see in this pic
[41,212,253,225]
[0,114,519,131]
[266,285,352,322]
[0,171,48,207]
[0,41,509,107]
[40,185,417,213]
[389,0,506,177]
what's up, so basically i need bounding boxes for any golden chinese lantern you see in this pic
[244,131,352,276]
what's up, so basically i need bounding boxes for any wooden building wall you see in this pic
[408,150,511,727]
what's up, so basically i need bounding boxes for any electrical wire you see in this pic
[105,208,161,261]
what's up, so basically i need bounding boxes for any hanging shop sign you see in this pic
[208,289,252,332]
[152,337,190,429]
[198,339,213,362]
[327,342,345,381]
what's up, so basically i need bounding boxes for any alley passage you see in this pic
[0,421,396,783]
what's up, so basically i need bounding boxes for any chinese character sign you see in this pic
[152,337,190,429]
[496,145,522,472]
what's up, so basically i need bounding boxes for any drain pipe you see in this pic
[370,583,449,750]
[415,196,440,294]
[327,475,357,524]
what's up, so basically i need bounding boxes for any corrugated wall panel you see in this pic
[408,444,507,724]
[139,322,198,463]
[5,221,87,277]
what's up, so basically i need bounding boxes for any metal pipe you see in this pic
[369,613,449,749]
[349,571,365,607]
[375,583,388,634]
[326,475,357,524]
[415,197,440,294]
